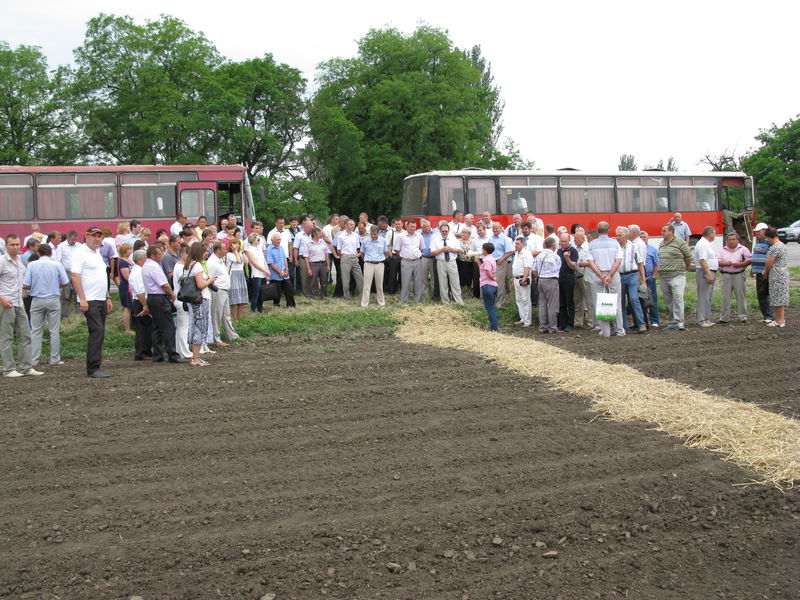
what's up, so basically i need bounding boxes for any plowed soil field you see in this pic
[1,316,799,599]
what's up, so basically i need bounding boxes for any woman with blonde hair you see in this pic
[115,222,130,248]
[139,228,151,249]
[226,237,249,320]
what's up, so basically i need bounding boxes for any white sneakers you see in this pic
[3,368,44,377]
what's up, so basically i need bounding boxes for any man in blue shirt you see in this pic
[489,222,515,307]
[267,232,296,308]
[750,223,774,322]
[639,231,660,327]
[359,226,389,307]
[22,244,68,366]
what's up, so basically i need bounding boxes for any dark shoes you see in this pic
[169,357,189,364]
[88,370,110,378]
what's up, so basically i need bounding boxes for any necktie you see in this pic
[444,237,450,261]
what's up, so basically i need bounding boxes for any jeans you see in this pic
[645,277,660,325]
[481,284,499,331]
[620,271,645,328]
[250,277,266,313]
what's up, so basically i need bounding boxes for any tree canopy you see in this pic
[0,42,79,165]
[309,26,519,217]
[741,116,800,224]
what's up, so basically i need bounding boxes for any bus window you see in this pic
[500,177,557,214]
[180,189,215,220]
[120,172,194,218]
[402,176,427,216]
[37,173,116,219]
[617,176,668,212]
[439,177,465,215]
[669,177,718,212]
[0,174,34,220]
[560,177,613,213]
[467,178,496,214]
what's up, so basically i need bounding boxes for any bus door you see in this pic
[178,182,216,223]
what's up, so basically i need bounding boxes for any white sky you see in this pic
[3,0,799,171]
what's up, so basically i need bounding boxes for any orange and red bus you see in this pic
[402,169,756,245]
[0,164,255,240]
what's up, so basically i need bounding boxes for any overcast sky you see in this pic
[4,0,798,172]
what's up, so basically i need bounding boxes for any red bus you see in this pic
[402,169,756,245]
[0,164,255,240]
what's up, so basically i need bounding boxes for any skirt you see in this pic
[188,299,210,346]
[228,270,249,305]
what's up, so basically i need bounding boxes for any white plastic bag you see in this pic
[595,292,618,321]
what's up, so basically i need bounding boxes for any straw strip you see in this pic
[395,306,800,486]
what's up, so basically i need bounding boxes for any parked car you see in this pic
[777,219,800,243]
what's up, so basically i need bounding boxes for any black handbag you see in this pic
[177,262,203,304]
[260,280,280,302]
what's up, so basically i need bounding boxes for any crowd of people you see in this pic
[0,209,792,378]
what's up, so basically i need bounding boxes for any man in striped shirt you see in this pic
[657,223,693,331]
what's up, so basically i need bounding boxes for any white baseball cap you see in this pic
[754,222,768,231]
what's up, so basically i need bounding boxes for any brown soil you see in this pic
[1,329,798,599]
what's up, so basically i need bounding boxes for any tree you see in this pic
[700,150,739,171]
[309,26,520,217]
[741,116,800,224]
[643,156,678,171]
[618,154,637,171]
[72,13,223,164]
[201,55,307,181]
[0,42,81,164]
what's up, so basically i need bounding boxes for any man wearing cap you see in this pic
[511,236,533,327]
[670,213,692,241]
[750,223,774,323]
[0,235,44,377]
[71,227,114,377]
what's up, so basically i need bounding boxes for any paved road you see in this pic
[786,241,800,267]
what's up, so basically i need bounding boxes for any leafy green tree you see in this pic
[72,13,222,164]
[618,154,637,171]
[201,55,307,181]
[741,116,800,223]
[0,42,81,164]
[309,26,519,217]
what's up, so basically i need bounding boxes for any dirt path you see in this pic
[1,332,798,599]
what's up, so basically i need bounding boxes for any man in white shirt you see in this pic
[245,225,269,313]
[511,236,534,327]
[430,223,463,305]
[395,220,425,304]
[56,230,82,314]
[449,210,465,235]
[170,213,187,237]
[322,214,339,240]
[525,211,545,233]
[693,226,718,327]
[207,242,239,346]
[333,219,363,301]
[71,227,113,378]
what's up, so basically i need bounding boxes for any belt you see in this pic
[513,275,527,279]
[311,260,325,264]
[721,269,744,274]
[540,276,558,279]
[366,261,383,264]
[620,270,638,274]
[402,258,420,261]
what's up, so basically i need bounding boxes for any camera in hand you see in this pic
[208,283,219,292]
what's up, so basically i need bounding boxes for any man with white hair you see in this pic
[617,226,647,333]
[670,213,692,241]
[504,214,523,241]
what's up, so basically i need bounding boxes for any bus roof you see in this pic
[0,164,246,174]
[404,169,749,180]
